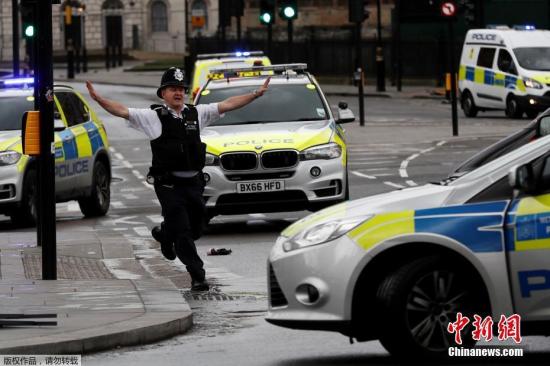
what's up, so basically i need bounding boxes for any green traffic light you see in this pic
[283,6,295,19]
[24,25,34,37]
[260,12,272,24]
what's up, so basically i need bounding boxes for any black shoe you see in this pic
[191,279,209,292]
[152,226,176,260]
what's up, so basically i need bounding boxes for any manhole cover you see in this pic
[181,291,260,302]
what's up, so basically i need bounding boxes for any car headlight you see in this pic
[524,78,543,89]
[283,215,372,252]
[205,152,219,166]
[0,151,22,166]
[300,143,342,160]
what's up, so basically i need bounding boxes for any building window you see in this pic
[151,0,168,32]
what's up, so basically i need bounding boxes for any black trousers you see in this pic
[154,175,206,282]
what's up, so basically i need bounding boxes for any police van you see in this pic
[459,26,550,119]
[267,133,550,358]
[0,78,111,226]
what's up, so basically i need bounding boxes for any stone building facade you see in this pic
[0,0,394,62]
[0,0,224,62]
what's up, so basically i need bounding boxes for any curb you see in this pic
[0,312,193,355]
[0,279,193,355]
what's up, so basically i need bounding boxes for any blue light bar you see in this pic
[3,77,34,86]
[513,24,536,30]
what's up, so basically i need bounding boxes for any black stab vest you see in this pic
[149,104,206,173]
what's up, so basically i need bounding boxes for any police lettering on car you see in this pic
[86,68,270,292]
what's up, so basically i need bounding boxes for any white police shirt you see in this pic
[128,103,220,140]
[128,103,221,177]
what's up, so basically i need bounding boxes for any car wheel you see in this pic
[78,160,110,217]
[526,110,539,119]
[375,256,488,359]
[10,168,37,227]
[461,91,478,117]
[505,95,523,118]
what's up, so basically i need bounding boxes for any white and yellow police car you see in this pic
[0,78,111,226]
[267,133,550,358]
[195,64,355,220]
[459,26,550,119]
[190,51,271,101]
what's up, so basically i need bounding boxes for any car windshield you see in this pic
[0,96,34,131]
[448,133,550,186]
[513,47,550,71]
[451,122,537,176]
[197,83,328,126]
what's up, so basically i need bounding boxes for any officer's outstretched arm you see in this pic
[86,81,130,120]
[218,77,270,114]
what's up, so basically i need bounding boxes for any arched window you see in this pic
[151,1,168,32]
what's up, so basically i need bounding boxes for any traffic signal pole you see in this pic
[36,0,57,280]
[287,20,293,62]
[375,0,385,91]
[12,0,20,77]
[356,21,365,127]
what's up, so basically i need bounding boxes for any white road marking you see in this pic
[122,194,139,200]
[106,215,144,225]
[398,140,447,185]
[132,169,145,180]
[351,171,377,179]
[111,201,126,209]
[134,226,152,237]
[114,153,124,160]
[67,202,80,212]
[399,160,409,178]
[147,215,163,223]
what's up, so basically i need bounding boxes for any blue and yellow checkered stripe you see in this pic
[349,201,509,253]
[459,65,526,92]
[56,121,107,161]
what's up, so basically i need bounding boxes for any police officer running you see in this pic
[86,67,270,291]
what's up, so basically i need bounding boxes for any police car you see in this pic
[459,26,550,119]
[195,64,355,220]
[448,109,550,179]
[267,133,550,358]
[190,51,271,101]
[0,78,111,226]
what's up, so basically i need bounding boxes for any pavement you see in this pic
[0,227,193,355]
[0,62,521,356]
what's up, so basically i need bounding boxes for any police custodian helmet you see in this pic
[157,67,187,98]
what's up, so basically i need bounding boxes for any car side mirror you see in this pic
[54,115,66,131]
[538,116,550,137]
[509,164,537,194]
[337,101,355,124]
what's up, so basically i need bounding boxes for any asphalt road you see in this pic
[3,83,549,364]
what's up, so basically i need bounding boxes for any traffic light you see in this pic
[459,0,478,26]
[348,0,370,23]
[20,1,35,38]
[260,0,275,25]
[279,0,298,20]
